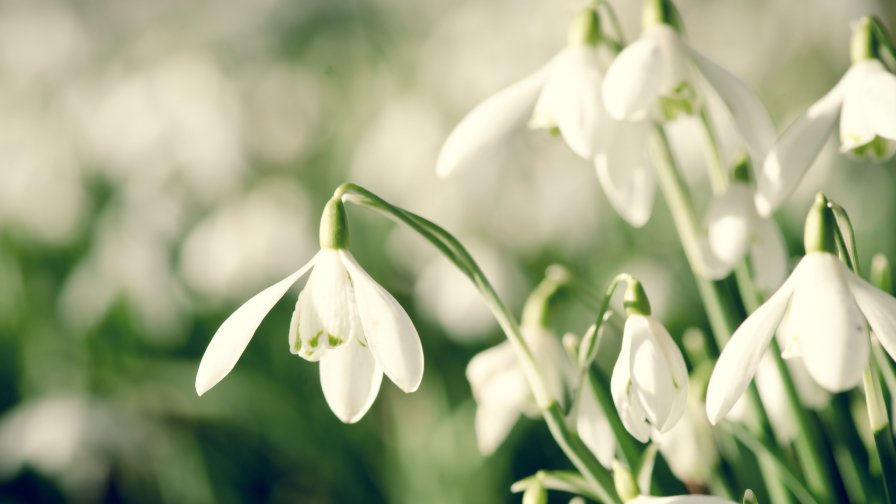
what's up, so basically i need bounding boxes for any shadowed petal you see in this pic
[340,250,424,393]
[706,262,800,423]
[577,377,616,468]
[749,218,788,294]
[436,62,552,177]
[320,338,384,423]
[595,119,655,227]
[847,267,896,365]
[195,253,318,396]
[706,183,755,266]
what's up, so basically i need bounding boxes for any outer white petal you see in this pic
[705,184,755,266]
[852,60,896,142]
[602,35,664,121]
[705,263,800,424]
[319,338,383,423]
[594,119,655,227]
[840,65,877,151]
[689,48,776,161]
[628,315,688,433]
[473,357,530,454]
[303,249,359,350]
[195,253,318,396]
[577,377,617,468]
[627,496,737,504]
[847,268,896,364]
[783,253,867,392]
[531,46,606,158]
[466,341,517,401]
[653,392,717,484]
[755,69,853,216]
[749,218,788,294]
[436,62,552,177]
[340,250,424,393]
[524,326,572,404]
[475,398,523,455]
[611,328,651,442]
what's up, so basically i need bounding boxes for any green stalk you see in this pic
[335,183,621,504]
[650,125,793,503]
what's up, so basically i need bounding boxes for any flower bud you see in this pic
[851,16,878,64]
[522,481,548,504]
[567,9,601,47]
[642,0,682,31]
[613,461,640,502]
[623,279,651,316]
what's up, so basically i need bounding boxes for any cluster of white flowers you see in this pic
[195,0,896,502]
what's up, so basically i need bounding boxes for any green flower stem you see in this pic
[578,273,632,372]
[829,200,896,503]
[818,396,875,504]
[334,183,621,504]
[511,470,601,501]
[700,107,835,502]
[650,125,794,504]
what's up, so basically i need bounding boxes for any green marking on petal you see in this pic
[309,330,323,348]
[659,81,697,120]
[327,334,343,347]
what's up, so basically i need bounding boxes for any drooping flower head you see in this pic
[195,197,424,423]
[611,279,688,442]
[706,194,896,423]
[756,16,896,216]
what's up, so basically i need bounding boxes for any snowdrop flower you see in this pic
[436,9,655,227]
[627,496,737,504]
[611,281,688,442]
[652,375,718,485]
[574,325,618,468]
[706,194,896,423]
[195,198,424,424]
[466,278,573,454]
[601,0,775,165]
[704,171,787,294]
[756,16,896,216]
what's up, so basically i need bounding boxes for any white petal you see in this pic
[755,70,852,216]
[531,46,606,158]
[594,119,655,227]
[195,254,318,396]
[840,71,877,151]
[628,315,688,433]
[628,496,737,504]
[524,326,572,404]
[475,399,522,455]
[436,62,551,177]
[299,249,359,358]
[705,263,800,423]
[689,48,776,160]
[705,184,756,266]
[611,327,651,442]
[749,218,788,294]
[340,250,424,393]
[851,60,896,142]
[602,34,664,121]
[466,341,517,401]
[847,268,896,365]
[577,377,616,468]
[319,338,383,423]
[783,253,867,392]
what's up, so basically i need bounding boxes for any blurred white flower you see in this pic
[466,325,570,454]
[704,181,788,293]
[576,368,617,468]
[706,250,896,423]
[627,495,736,504]
[195,247,424,424]
[757,57,896,215]
[602,23,775,164]
[611,314,688,442]
[652,379,718,485]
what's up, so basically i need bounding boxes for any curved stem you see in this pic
[336,183,621,504]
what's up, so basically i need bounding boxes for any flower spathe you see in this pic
[195,248,424,424]
[611,314,688,442]
[756,59,896,215]
[705,250,896,424]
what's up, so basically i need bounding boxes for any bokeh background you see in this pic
[0,0,895,502]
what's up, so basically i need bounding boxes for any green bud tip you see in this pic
[742,489,759,504]
[567,8,601,47]
[731,153,752,184]
[612,461,640,502]
[803,193,836,255]
[319,196,349,249]
[642,0,681,31]
[851,16,878,63]
[521,481,547,504]
[623,279,651,316]
[521,275,565,329]
[871,253,893,294]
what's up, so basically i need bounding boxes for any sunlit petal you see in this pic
[436,61,552,177]
[594,119,655,227]
[611,328,651,442]
[319,338,384,423]
[340,250,424,393]
[602,35,664,121]
[628,315,688,433]
[195,253,318,396]
[577,377,616,468]
[706,183,755,266]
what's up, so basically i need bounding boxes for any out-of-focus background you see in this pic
[0,0,894,502]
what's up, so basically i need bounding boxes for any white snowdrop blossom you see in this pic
[706,198,896,423]
[611,313,689,442]
[704,181,788,292]
[466,325,571,455]
[627,496,737,504]
[652,377,718,485]
[436,10,656,227]
[195,200,424,424]
[601,22,775,164]
[756,21,896,215]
